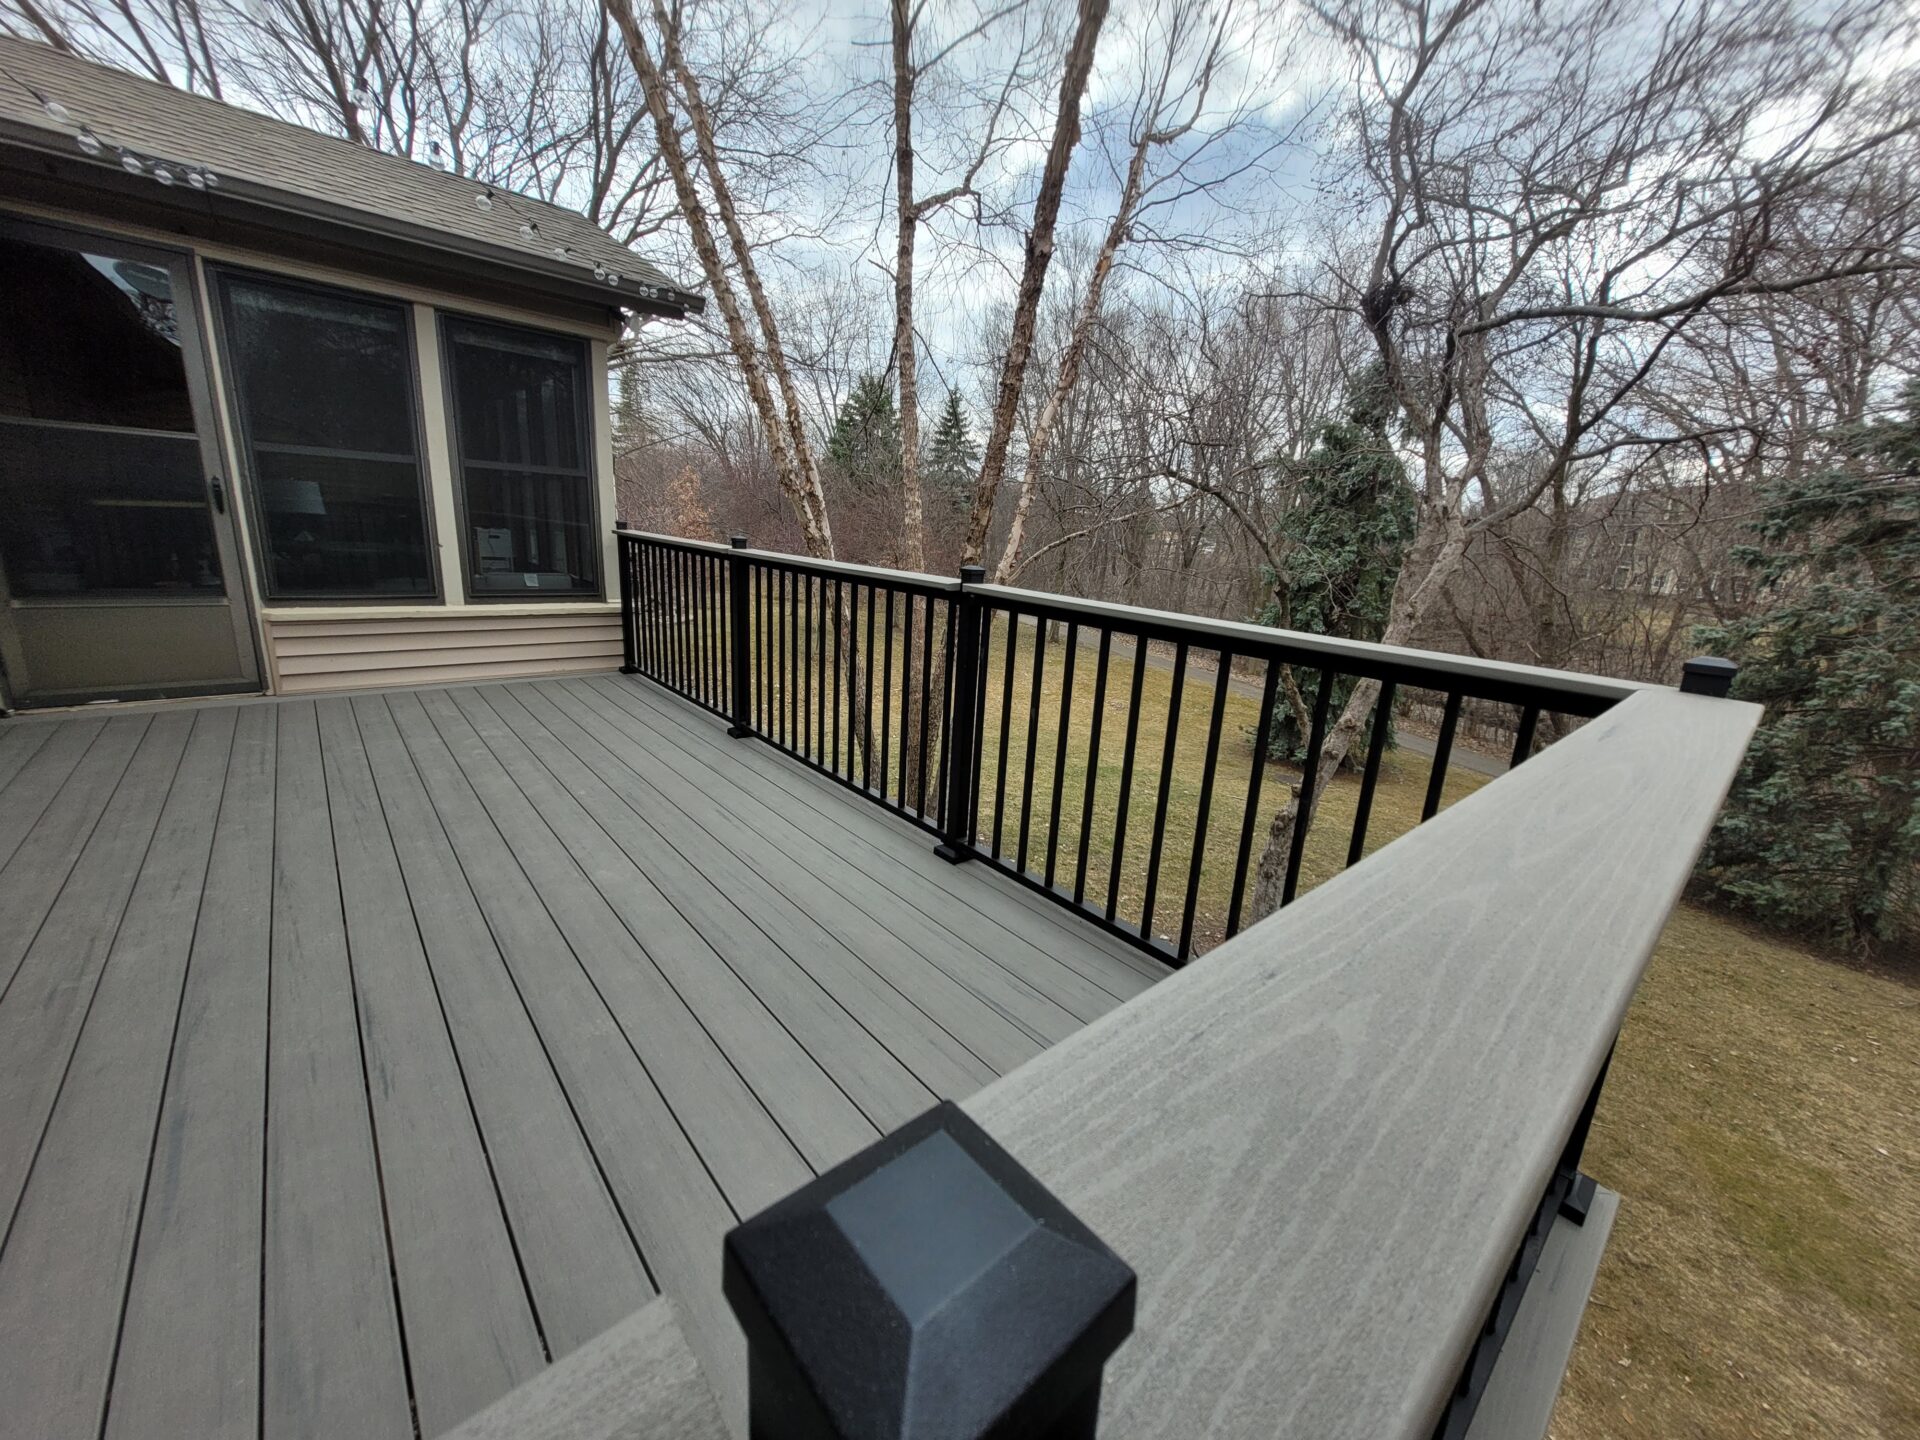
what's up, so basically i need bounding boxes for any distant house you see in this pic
[0,36,700,710]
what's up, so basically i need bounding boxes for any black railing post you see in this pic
[728,535,753,737]
[1680,655,1738,697]
[934,565,986,863]
[615,522,640,675]
[724,1101,1135,1440]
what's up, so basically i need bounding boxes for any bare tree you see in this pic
[1242,0,1920,917]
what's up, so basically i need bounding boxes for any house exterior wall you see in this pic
[2,196,630,701]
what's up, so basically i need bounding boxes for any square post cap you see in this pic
[1680,656,1739,697]
[723,1101,1135,1439]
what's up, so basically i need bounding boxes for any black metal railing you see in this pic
[617,529,1656,966]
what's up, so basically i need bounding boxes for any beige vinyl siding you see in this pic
[266,608,622,694]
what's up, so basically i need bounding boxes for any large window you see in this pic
[442,316,597,598]
[0,233,223,597]
[217,272,435,599]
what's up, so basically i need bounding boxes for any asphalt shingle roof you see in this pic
[0,34,696,310]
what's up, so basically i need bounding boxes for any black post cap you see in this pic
[723,1101,1135,1440]
[1680,656,1739,697]
[731,535,750,548]
[959,564,987,585]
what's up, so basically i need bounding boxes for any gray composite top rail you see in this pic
[441,683,1760,1440]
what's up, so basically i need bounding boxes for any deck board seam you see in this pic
[432,685,832,1180]
[341,696,557,1368]
[621,677,1168,985]
[576,678,1126,1022]
[96,707,238,1440]
[0,717,153,1003]
[306,700,422,1436]
[369,695,662,1297]
[469,684,890,1140]
[522,680,1021,1075]
[0,714,186,1258]
[400,691,753,1227]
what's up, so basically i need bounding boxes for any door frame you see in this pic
[0,212,263,710]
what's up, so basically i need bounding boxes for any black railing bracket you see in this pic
[723,1100,1136,1440]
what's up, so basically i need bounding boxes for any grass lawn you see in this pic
[742,601,1920,1434]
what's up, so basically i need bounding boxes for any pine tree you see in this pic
[1695,381,1920,953]
[1257,368,1417,762]
[826,373,903,494]
[924,389,978,505]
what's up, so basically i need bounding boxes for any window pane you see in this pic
[221,275,434,597]
[255,451,434,597]
[444,318,596,597]
[449,322,584,471]
[463,468,596,595]
[0,425,222,596]
[223,279,418,455]
[0,235,193,430]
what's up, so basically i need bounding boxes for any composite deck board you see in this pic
[0,711,192,1235]
[584,677,1166,1002]
[524,680,1044,1077]
[348,693,657,1359]
[0,718,52,795]
[106,704,276,1440]
[498,681,1002,1098]
[444,684,879,1170]
[0,708,230,1440]
[0,715,149,994]
[263,700,412,1440]
[314,697,548,1435]
[0,674,1156,1440]
[0,717,103,873]
[592,674,1165,988]
[479,684,949,1129]
[410,689,810,1215]
[570,679,1100,1035]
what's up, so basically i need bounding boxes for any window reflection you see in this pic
[0,234,222,597]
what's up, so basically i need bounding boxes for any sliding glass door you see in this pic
[0,218,259,708]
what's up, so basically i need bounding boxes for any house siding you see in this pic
[264,608,623,694]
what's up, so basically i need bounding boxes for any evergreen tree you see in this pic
[1696,381,1920,953]
[1257,368,1417,762]
[924,388,978,505]
[826,373,903,494]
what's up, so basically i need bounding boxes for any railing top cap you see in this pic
[614,530,1650,707]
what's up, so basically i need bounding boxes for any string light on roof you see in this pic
[76,128,102,157]
[13,75,226,192]
[476,187,495,212]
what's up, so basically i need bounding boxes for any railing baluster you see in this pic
[1105,632,1149,924]
[917,590,935,819]
[1016,616,1049,875]
[1073,629,1111,907]
[880,587,895,804]
[863,583,877,789]
[1225,662,1281,939]
[1044,622,1078,890]
[804,572,816,761]
[1510,704,1540,768]
[1138,641,1188,941]
[831,577,843,777]
[993,609,1017,859]
[1423,691,1463,821]
[1178,653,1234,960]
[1282,667,1335,907]
[896,594,913,806]
[965,599,989,846]
[1346,680,1398,867]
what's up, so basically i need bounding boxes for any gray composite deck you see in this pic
[0,672,1163,1440]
